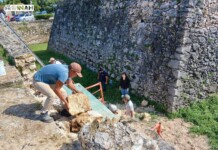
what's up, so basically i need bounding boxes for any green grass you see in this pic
[0,45,14,65]
[170,95,218,150]
[0,45,7,62]
[29,43,149,106]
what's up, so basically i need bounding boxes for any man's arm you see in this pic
[54,80,69,110]
[66,78,80,93]
[130,110,134,118]
[105,76,109,84]
[97,72,100,80]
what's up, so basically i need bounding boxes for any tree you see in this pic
[6,0,21,4]
[37,0,59,13]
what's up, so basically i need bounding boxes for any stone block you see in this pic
[168,60,180,69]
[68,93,91,116]
[176,45,191,54]
[141,100,148,107]
[29,64,37,70]
[14,59,26,67]
[208,85,217,93]
[22,68,30,75]
[15,53,32,59]
[70,111,102,133]
[25,56,35,63]
[168,87,179,96]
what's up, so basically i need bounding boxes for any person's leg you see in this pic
[102,82,106,91]
[123,89,128,95]
[33,80,55,123]
[126,88,129,95]
[33,80,56,112]
[121,88,125,98]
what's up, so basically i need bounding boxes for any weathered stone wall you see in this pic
[9,20,52,44]
[169,0,218,110]
[48,0,218,111]
[0,17,37,82]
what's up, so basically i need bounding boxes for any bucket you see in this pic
[0,60,6,76]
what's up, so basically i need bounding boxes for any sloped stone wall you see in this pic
[9,20,52,44]
[48,0,218,111]
[169,0,218,110]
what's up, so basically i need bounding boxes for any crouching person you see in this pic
[123,94,134,118]
[33,62,83,123]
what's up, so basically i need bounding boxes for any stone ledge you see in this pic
[0,66,23,89]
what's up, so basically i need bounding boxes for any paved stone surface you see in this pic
[0,66,23,89]
[0,87,77,150]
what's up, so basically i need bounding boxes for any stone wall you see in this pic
[169,0,218,110]
[9,20,53,45]
[14,53,36,81]
[48,0,218,111]
[0,17,37,82]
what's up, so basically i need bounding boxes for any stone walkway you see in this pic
[0,18,29,57]
[0,66,23,89]
[0,65,78,150]
[0,87,79,150]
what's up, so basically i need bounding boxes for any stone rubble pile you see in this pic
[79,120,175,150]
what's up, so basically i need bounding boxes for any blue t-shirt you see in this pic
[34,64,69,84]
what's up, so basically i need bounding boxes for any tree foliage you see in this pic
[37,0,59,13]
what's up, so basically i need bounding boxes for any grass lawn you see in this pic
[29,43,145,106]
[171,95,218,150]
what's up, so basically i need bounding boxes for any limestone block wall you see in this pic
[14,53,36,81]
[9,20,53,44]
[48,0,218,111]
[171,0,218,110]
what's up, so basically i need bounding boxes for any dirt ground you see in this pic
[0,86,210,150]
[129,117,210,150]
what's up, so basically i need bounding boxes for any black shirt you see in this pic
[120,77,130,89]
[99,71,108,82]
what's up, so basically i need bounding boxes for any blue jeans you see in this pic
[121,88,129,96]
[101,82,107,91]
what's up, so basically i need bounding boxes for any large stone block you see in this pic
[68,93,91,116]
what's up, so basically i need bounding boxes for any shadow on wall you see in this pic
[3,103,42,121]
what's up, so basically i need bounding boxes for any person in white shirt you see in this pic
[123,94,134,118]
[49,57,62,64]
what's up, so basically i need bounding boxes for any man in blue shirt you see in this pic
[33,62,83,123]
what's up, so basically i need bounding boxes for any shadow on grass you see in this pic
[3,103,42,121]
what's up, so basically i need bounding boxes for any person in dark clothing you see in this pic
[119,72,130,98]
[98,68,108,91]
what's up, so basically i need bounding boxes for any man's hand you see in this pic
[64,100,70,110]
